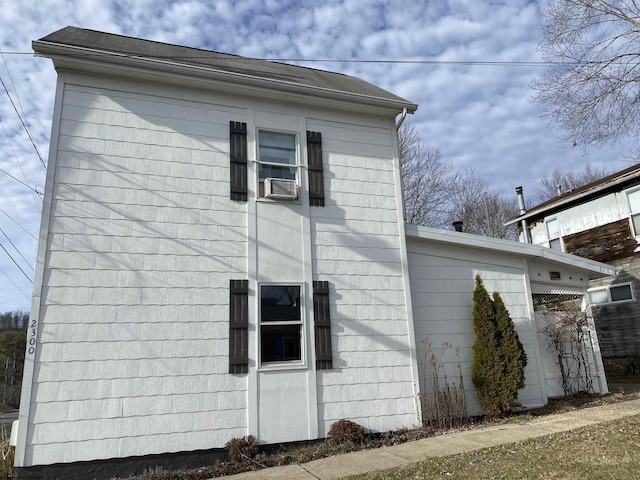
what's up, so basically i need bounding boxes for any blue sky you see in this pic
[0,0,630,312]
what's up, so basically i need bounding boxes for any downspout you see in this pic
[395,107,407,130]
[516,186,532,244]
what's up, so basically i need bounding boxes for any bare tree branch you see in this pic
[448,169,519,240]
[399,123,457,228]
[534,0,640,154]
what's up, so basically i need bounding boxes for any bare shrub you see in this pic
[540,301,597,396]
[0,439,15,479]
[421,339,469,428]
[326,419,364,445]
[224,435,258,463]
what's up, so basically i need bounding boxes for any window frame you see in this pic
[588,282,635,305]
[625,188,640,237]
[546,217,563,251]
[256,130,300,198]
[258,283,306,369]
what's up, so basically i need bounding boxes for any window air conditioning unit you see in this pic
[264,178,298,200]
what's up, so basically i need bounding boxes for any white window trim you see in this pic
[588,282,635,305]
[256,129,301,182]
[625,187,640,238]
[257,283,307,371]
[546,217,563,251]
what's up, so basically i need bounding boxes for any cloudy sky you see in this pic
[0,0,630,312]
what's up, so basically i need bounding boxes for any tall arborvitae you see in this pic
[471,275,502,417]
[471,275,527,417]
[492,292,527,414]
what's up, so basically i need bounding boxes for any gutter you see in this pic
[405,224,615,278]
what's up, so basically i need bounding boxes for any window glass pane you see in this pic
[629,190,640,213]
[259,164,296,180]
[549,238,562,251]
[261,324,301,362]
[589,289,609,304]
[610,284,633,302]
[632,214,640,236]
[547,218,559,239]
[261,286,300,322]
[259,132,296,165]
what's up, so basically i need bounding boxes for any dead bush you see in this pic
[0,440,14,479]
[326,419,364,445]
[224,435,257,463]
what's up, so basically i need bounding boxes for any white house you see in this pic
[16,27,614,480]
[506,165,640,361]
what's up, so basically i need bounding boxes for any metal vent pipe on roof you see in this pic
[516,186,532,244]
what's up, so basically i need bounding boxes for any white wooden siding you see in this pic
[309,119,416,434]
[529,193,626,244]
[407,238,544,415]
[26,81,249,465]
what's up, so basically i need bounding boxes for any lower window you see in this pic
[260,285,302,364]
[589,283,634,305]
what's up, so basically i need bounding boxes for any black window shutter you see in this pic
[229,279,249,373]
[313,280,333,369]
[230,121,248,201]
[307,131,325,206]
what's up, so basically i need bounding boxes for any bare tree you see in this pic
[399,123,456,228]
[448,169,519,240]
[535,164,610,203]
[534,1,640,153]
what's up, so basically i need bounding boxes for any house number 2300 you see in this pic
[28,319,37,355]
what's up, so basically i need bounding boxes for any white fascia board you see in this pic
[32,41,418,115]
[405,224,615,278]
[506,169,640,226]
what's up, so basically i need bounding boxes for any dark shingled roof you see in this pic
[34,26,417,110]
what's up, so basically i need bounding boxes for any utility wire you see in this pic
[1,48,32,144]
[0,51,592,66]
[0,241,32,283]
[1,118,42,208]
[0,207,38,241]
[0,166,42,195]
[0,75,47,171]
[0,226,34,272]
[0,265,30,301]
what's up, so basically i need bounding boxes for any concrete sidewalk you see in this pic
[222,398,640,480]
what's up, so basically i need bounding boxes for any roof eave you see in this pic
[506,167,640,226]
[405,224,615,279]
[32,40,418,115]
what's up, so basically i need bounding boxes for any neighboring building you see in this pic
[506,164,640,361]
[16,27,614,480]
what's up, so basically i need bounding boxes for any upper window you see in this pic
[258,131,297,181]
[627,189,640,236]
[589,283,634,305]
[260,285,303,365]
[546,218,562,251]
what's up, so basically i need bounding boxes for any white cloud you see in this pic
[0,0,631,312]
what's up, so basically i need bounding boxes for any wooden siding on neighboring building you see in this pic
[589,257,640,358]
[563,219,636,263]
[26,79,249,465]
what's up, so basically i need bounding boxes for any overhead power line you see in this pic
[0,207,38,241]
[0,166,42,196]
[0,75,47,171]
[0,265,30,301]
[0,241,32,283]
[0,226,34,272]
[0,51,585,66]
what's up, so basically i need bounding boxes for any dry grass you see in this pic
[122,387,640,479]
[347,414,640,480]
